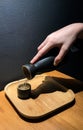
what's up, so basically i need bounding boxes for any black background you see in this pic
[0,0,83,89]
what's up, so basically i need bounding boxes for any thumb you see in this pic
[53,47,66,66]
[53,56,61,66]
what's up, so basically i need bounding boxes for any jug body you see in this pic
[22,56,55,79]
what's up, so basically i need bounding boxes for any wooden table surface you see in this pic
[0,70,83,130]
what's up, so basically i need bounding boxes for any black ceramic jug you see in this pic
[22,56,56,79]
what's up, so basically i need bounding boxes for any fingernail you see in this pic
[53,62,57,66]
[30,60,33,64]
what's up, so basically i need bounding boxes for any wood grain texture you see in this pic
[4,72,75,119]
[0,70,83,130]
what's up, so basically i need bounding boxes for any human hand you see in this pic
[30,23,83,65]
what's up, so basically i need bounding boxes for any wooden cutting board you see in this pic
[4,72,75,120]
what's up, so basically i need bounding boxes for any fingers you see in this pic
[30,51,44,64]
[38,41,46,51]
[30,42,53,64]
[37,38,47,51]
[54,46,68,66]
